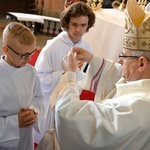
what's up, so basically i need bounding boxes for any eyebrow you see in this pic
[71,20,88,24]
[22,49,36,56]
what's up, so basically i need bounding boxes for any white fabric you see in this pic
[8,12,60,23]
[51,56,150,150]
[83,55,122,101]
[83,9,125,61]
[34,31,92,144]
[8,12,44,23]
[36,129,60,150]
[36,72,76,150]
[0,56,44,150]
[145,3,150,12]
[36,108,60,150]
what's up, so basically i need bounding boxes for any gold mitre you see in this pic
[123,0,150,51]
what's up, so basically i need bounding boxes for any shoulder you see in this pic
[42,32,66,51]
[79,39,92,52]
[25,64,37,74]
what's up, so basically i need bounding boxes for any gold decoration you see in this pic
[138,0,147,10]
[118,0,125,11]
[86,0,103,11]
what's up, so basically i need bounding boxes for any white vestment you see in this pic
[145,2,150,12]
[0,56,44,150]
[34,31,93,144]
[51,55,150,150]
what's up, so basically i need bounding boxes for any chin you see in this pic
[21,63,27,67]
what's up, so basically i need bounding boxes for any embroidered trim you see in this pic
[90,58,105,91]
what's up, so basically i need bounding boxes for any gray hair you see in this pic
[131,50,150,61]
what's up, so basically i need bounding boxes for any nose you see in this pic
[117,57,123,65]
[76,25,81,32]
[26,55,32,62]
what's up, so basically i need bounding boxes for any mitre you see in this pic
[123,0,150,51]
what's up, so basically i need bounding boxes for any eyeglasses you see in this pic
[6,45,36,60]
[119,52,150,62]
[119,53,140,59]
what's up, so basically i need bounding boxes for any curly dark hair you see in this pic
[60,2,95,32]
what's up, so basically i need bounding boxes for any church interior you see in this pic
[0,0,150,149]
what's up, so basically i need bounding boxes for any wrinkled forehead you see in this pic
[122,48,133,54]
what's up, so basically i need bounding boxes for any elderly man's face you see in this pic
[118,49,140,81]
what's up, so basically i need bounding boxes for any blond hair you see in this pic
[3,22,36,45]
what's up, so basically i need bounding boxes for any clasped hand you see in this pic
[18,108,38,128]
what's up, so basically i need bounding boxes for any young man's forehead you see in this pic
[70,16,88,22]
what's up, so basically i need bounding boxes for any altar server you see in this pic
[0,22,44,150]
[34,2,95,144]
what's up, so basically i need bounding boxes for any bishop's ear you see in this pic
[138,56,148,71]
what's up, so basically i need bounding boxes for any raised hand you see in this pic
[62,50,78,72]
[72,47,93,63]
